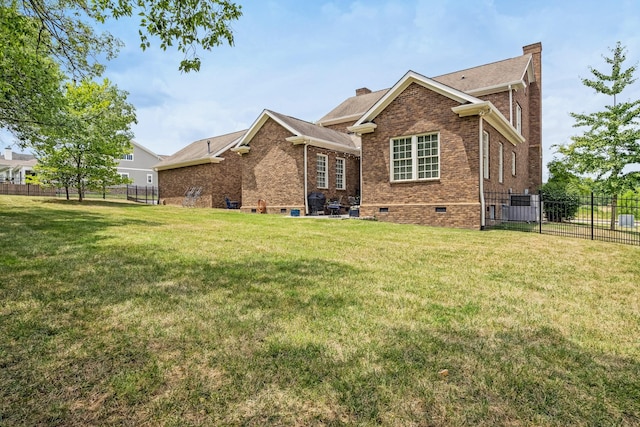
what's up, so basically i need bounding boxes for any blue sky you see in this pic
[7,0,640,180]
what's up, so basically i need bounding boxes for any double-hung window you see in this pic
[498,142,504,183]
[316,154,328,189]
[336,158,345,190]
[482,131,490,179]
[390,133,439,182]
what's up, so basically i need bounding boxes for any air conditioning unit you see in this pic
[507,194,540,222]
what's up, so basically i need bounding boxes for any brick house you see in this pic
[155,130,246,208]
[327,43,542,228]
[231,109,360,215]
[155,42,542,229]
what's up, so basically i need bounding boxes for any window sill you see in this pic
[390,178,440,184]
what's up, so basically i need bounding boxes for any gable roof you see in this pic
[234,110,361,156]
[154,129,247,171]
[316,89,388,127]
[130,140,163,160]
[348,70,525,146]
[433,54,534,96]
[351,70,484,129]
[318,52,534,127]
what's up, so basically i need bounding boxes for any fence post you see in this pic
[591,192,595,241]
[539,191,543,234]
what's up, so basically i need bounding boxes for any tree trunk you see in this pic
[65,186,69,200]
[610,194,617,231]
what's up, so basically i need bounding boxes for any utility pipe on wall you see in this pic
[479,113,486,229]
[303,143,309,215]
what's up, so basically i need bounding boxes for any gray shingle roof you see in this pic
[154,129,247,170]
[266,110,360,149]
[316,89,388,126]
[433,54,532,93]
[318,53,533,125]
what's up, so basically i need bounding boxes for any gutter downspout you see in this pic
[304,143,309,215]
[479,114,486,230]
[508,84,514,125]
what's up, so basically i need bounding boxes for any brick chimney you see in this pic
[355,87,372,96]
[522,42,542,191]
[4,147,12,161]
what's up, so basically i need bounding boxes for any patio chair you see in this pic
[225,196,239,209]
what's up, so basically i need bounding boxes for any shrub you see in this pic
[619,190,640,217]
[541,182,581,222]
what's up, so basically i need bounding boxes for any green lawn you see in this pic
[1,196,639,426]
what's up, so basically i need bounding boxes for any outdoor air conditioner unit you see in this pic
[508,194,540,222]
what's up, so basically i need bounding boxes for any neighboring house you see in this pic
[0,147,36,184]
[345,43,542,228]
[154,130,246,208]
[231,110,360,215]
[118,141,163,186]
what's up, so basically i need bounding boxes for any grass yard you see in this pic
[1,196,639,426]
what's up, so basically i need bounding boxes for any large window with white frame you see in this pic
[482,131,490,179]
[336,158,345,190]
[516,103,522,135]
[498,142,504,183]
[390,133,439,182]
[316,154,328,189]
[122,153,134,161]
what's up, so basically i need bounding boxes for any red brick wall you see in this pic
[360,82,482,229]
[239,118,361,215]
[158,147,242,208]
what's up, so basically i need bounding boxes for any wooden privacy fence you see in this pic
[0,183,57,197]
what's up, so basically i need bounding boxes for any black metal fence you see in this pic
[126,185,159,205]
[484,191,640,246]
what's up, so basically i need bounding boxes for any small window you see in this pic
[120,172,129,179]
[147,174,153,184]
[122,153,134,161]
[498,142,504,184]
[336,158,346,190]
[516,104,522,135]
[482,131,490,179]
[316,154,328,189]
[512,152,517,176]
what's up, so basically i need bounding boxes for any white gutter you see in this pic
[304,143,309,215]
[508,84,513,125]
[479,114,486,229]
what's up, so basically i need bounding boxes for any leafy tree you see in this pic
[6,0,242,76]
[34,79,136,201]
[2,0,241,144]
[556,42,640,230]
[0,4,66,142]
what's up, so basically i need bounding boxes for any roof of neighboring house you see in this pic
[317,53,534,126]
[129,140,163,160]
[234,110,361,156]
[0,151,37,168]
[154,129,247,171]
